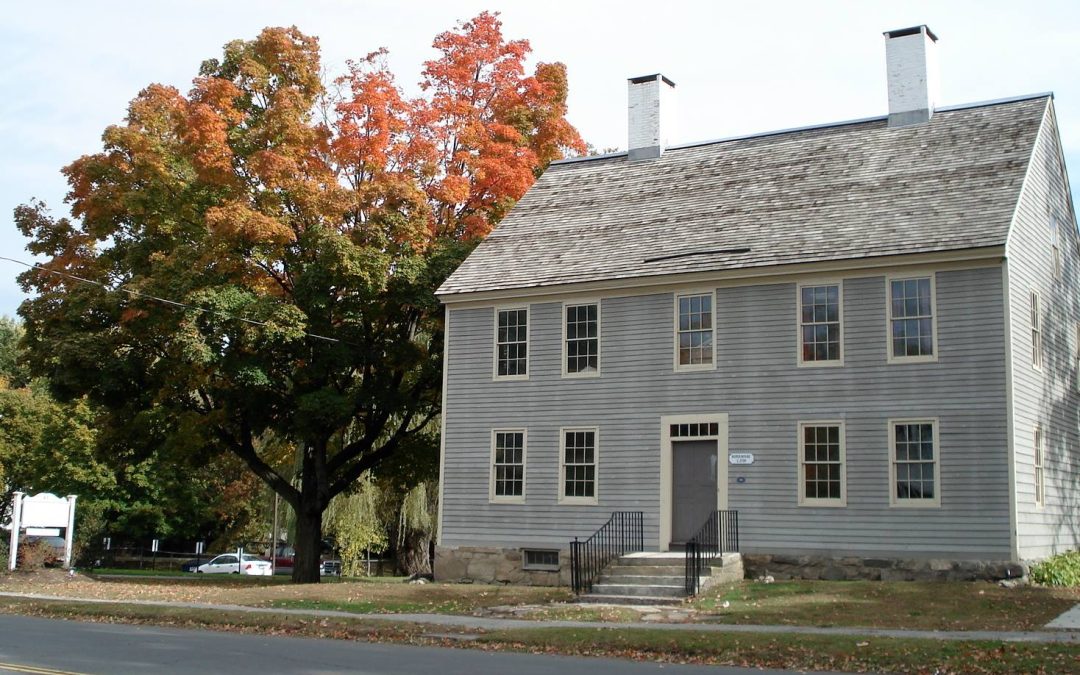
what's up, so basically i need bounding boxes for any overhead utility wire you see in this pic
[0,255,348,345]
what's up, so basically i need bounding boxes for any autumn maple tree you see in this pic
[15,12,584,582]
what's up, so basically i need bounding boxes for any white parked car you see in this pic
[195,553,272,576]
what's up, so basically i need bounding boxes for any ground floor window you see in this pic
[798,422,845,506]
[490,430,525,502]
[560,428,598,504]
[889,419,939,507]
[1034,425,1045,509]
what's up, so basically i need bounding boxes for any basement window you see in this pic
[522,549,560,571]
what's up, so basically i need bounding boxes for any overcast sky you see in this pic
[1,0,1077,318]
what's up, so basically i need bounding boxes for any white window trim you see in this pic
[558,426,599,505]
[673,289,718,372]
[1034,425,1045,510]
[489,428,526,504]
[561,300,601,379]
[797,420,847,507]
[1030,290,1043,372]
[796,281,845,368]
[888,417,941,508]
[885,273,939,364]
[492,305,529,382]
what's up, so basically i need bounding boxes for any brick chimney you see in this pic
[884,25,939,127]
[627,74,676,160]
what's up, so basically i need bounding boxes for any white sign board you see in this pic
[21,493,70,528]
[729,452,755,465]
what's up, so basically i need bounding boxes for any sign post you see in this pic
[151,538,159,570]
[195,540,204,570]
[63,495,77,568]
[7,492,23,571]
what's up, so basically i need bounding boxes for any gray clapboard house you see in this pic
[433,26,1079,590]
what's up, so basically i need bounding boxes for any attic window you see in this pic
[645,248,750,264]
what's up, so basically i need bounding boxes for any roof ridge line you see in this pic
[550,92,1053,166]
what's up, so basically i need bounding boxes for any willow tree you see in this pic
[15,13,584,582]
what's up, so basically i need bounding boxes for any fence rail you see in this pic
[684,510,739,596]
[570,511,644,594]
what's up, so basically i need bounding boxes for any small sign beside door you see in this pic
[729,452,755,465]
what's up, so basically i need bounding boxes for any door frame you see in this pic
[659,413,729,551]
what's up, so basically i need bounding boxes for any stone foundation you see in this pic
[435,545,571,586]
[743,553,1027,582]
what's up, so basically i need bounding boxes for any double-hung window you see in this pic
[1034,426,1045,509]
[560,428,598,504]
[1031,291,1043,371]
[490,430,526,502]
[888,275,936,362]
[889,419,940,507]
[494,307,528,379]
[798,283,842,365]
[798,422,846,506]
[675,292,715,370]
[564,302,600,376]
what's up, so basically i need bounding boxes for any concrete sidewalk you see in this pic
[1,591,1077,644]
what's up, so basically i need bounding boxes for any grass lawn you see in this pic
[690,579,1080,631]
[0,597,1076,674]
[476,626,1080,674]
[0,569,570,614]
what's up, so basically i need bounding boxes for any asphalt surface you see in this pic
[0,614,824,675]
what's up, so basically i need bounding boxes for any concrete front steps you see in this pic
[579,551,743,605]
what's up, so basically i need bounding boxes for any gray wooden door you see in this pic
[671,439,718,545]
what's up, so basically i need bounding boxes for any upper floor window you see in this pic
[798,422,846,506]
[888,275,936,363]
[889,419,940,507]
[564,302,600,376]
[798,283,842,365]
[494,307,528,379]
[560,428,598,504]
[675,292,715,370]
[1031,290,1043,371]
[490,430,526,502]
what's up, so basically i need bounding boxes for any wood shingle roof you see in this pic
[437,95,1049,299]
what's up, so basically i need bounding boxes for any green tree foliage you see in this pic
[14,15,583,582]
[0,317,274,557]
[323,474,388,577]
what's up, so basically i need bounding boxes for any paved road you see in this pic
[0,614,821,675]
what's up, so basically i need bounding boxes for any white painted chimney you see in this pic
[884,25,939,127]
[627,74,676,161]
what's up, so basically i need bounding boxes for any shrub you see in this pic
[1030,550,1080,587]
[16,538,54,570]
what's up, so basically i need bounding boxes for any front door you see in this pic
[671,439,718,545]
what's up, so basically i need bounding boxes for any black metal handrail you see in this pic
[684,510,739,596]
[570,511,644,594]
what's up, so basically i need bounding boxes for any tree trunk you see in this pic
[292,505,323,583]
[291,439,330,584]
[396,532,432,576]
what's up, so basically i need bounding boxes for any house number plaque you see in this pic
[729,453,755,465]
